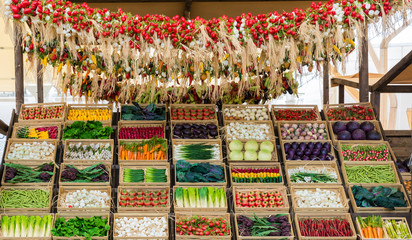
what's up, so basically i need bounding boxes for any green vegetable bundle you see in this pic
[174,144,220,160]
[384,219,412,238]
[1,215,53,237]
[0,188,50,209]
[51,216,110,240]
[176,160,225,183]
[175,187,226,208]
[345,164,396,184]
[62,121,113,140]
[352,185,407,210]
[123,167,167,183]
[290,172,337,183]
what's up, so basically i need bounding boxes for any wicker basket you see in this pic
[285,162,342,186]
[0,186,52,213]
[65,103,113,125]
[341,161,401,186]
[280,140,336,162]
[175,213,231,239]
[229,162,284,186]
[0,213,55,240]
[57,186,112,213]
[117,186,170,212]
[356,216,412,240]
[18,102,66,122]
[222,104,271,125]
[337,140,396,164]
[328,120,383,145]
[1,161,56,186]
[295,213,357,240]
[224,120,276,141]
[226,139,278,162]
[4,139,58,162]
[173,186,228,212]
[113,213,169,239]
[118,121,166,140]
[12,122,62,140]
[62,139,114,163]
[277,121,330,142]
[172,139,223,163]
[271,105,321,122]
[290,185,349,213]
[174,161,227,186]
[323,102,376,121]
[120,104,167,122]
[59,163,111,186]
[119,164,170,186]
[170,104,218,121]
[171,120,220,142]
[232,186,290,212]
[118,139,168,165]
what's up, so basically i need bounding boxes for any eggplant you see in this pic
[183,123,191,129]
[199,134,209,139]
[200,125,207,130]
[173,129,181,136]
[304,148,312,156]
[192,124,200,129]
[320,148,329,156]
[183,136,191,139]
[174,124,183,130]
[314,142,323,149]
[182,129,192,135]
[296,149,304,157]
[284,143,291,152]
[293,155,300,160]
[207,124,217,130]
[325,154,334,161]
[309,155,317,160]
[307,142,315,150]
[302,155,310,161]
[286,154,293,160]
[298,142,307,151]
[291,142,298,150]
[209,130,218,137]
[323,142,331,151]
[192,128,201,135]
[287,149,295,158]
[312,148,320,156]
[319,154,327,161]
[193,134,200,139]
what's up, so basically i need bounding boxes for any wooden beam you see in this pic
[323,59,329,104]
[338,84,344,103]
[371,91,380,119]
[37,61,44,103]
[183,0,192,18]
[13,23,24,114]
[359,25,369,103]
[0,119,8,136]
[378,85,412,93]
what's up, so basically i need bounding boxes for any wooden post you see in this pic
[323,59,329,105]
[338,84,344,103]
[359,24,369,103]
[37,61,44,103]
[371,91,380,119]
[14,23,24,113]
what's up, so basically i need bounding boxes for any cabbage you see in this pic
[229,151,243,160]
[258,150,272,161]
[244,140,259,151]
[260,141,274,152]
[229,140,243,151]
[244,150,258,161]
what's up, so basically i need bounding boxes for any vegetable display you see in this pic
[237,214,291,237]
[119,137,167,161]
[231,167,282,183]
[21,105,64,120]
[332,121,381,140]
[173,123,218,139]
[279,122,328,140]
[226,122,272,140]
[65,142,112,161]
[114,216,167,237]
[175,215,230,236]
[51,216,110,239]
[284,141,334,161]
[273,109,318,121]
[67,108,112,121]
[357,215,384,239]
[0,188,50,209]
[121,103,166,121]
[16,126,58,139]
[171,107,216,121]
[341,144,390,161]
[62,121,113,140]
[299,217,353,237]
[0,215,53,237]
[61,163,109,183]
[229,140,274,161]
[326,105,375,121]
[288,166,338,183]
[175,187,226,208]
[176,160,225,183]
[119,126,164,139]
[119,189,168,208]
[123,167,167,183]
[351,185,407,209]
[4,162,54,183]
[384,219,412,239]
[7,141,55,160]
[235,190,285,208]
[174,143,220,161]
[294,188,343,208]
[345,164,397,184]
[61,189,110,208]
[224,107,269,121]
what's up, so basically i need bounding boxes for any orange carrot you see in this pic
[373,227,378,238]
[376,227,384,238]
[362,228,368,238]
[128,150,133,160]
[367,226,373,238]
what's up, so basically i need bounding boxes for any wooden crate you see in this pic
[119,164,170,186]
[277,121,330,142]
[328,120,383,145]
[12,122,62,140]
[18,102,66,122]
[65,104,112,126]
[118,139,168,165]
[226,139,278,162]
[222,104,271,125]
[63,139,114,163]
[224,120,276,141]
[171,120,220,142]
[118,121,166,140]
[57,186,111,213]
[113,213,169,239]
[120,104,167,122]
[271,105,321,122]
[295,213,357,240]
[323,102,376,121]
[170,104,218,121]
[232,186,290,212]
[52,213,110,240]
[172,139,223,163]
[341,161,401,186]
[348,184,411,213]
[280,140,336,162]
[117,186,170,212]
[229,162,284,186]
[235,212,294,240]
[4,139,58,162]
[356,216,412,239]
[290,185,349,213]
[174,161,227,186]
[175,213,231,239]
[173,186,228,212]
[285,162,342,186]
[1,161,56,186]
[0,213,55,240]
[0,186,52,213]
[337,140,397,164]
[59,163,111,186]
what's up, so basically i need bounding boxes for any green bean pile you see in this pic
[0,189,50,208]
[345,165,396,184]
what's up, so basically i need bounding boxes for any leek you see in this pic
[27,216,36,237]
[207,187,215,208]
[9,216,15,237]
[199,187,208,208]
[183,189,190,208]
[175,187,184,208]
[33,216,42,237]
[1,216,9,237]
[187,187,197,208]
[20,216,29,237]
[219,188,226,208]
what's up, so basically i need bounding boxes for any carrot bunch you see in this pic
[119,136,167,161]
[357,216,384,239]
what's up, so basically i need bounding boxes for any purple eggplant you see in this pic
[312,148,320,156]
[302,155,310,160]
[284,143,291,152]
[291,142,298,150]
[314,142,323,149]
[307,142,315,150]
[298,142,307,151]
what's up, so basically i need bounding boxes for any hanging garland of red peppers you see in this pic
[2,0,410,103]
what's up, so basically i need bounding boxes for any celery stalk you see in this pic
[183,189,190,208]
[20,216,29,237]
[27,216,36,237]
[207,187,215,208]
[33,216,42,237]
[199,187,208,208]
[187,187,197,208]
[175,187,184,208]
[9,216,15,237]
[1,216,9,237]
